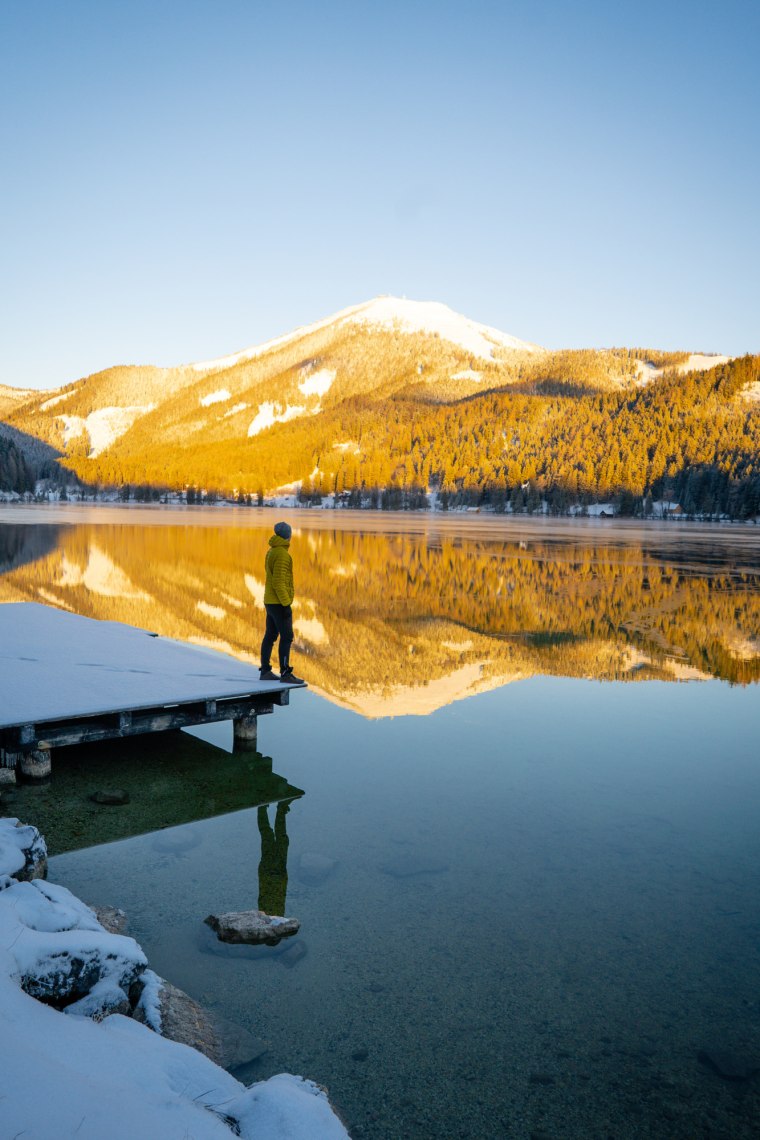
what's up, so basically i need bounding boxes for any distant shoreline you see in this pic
[1,500,759,551]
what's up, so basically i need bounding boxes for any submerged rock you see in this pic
[698,1048,760,1081]
[297,852,338,885]
[135,977,223,1062]
[215,1015,268,1071]
[205,909,300,945]
[90,789,130,806]
[279,939,308,968]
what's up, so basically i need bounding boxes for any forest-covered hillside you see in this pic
[1,298,757,516]
[64,353,760,519]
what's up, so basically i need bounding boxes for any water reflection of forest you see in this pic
[0,522,758,716]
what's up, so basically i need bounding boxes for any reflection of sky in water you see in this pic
[51,680,760,1140]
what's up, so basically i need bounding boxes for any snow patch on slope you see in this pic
[58,407,154,457]
[333,440,360,454]
[678,353,731,373]
[223,402,249,418]
[636,353,733,387]
[58,415,87,446]
[200,389,231,407]
[248,402,306,437]
[451,369,483,382]
[298,369,335,398]
[635,360,661,387]
[40,388,79,411]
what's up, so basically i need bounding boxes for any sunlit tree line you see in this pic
[5,344,758,518]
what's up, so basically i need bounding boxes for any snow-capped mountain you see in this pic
[189,297,543,374]
[1,295,748,502]
[2,297,544,465]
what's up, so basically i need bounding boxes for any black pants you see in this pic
[261,603,293,671]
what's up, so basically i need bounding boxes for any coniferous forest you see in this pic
[2,342,759,520]
[67,354,760,519]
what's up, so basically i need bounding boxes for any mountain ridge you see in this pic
[0,296,757,518]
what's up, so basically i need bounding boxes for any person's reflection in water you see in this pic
[257,801,290,916]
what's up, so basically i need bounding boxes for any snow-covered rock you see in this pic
[4,876,147,1014]
[0,817,47,880]
[0,818,350,1138]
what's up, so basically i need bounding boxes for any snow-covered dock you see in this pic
[0,603,302,779]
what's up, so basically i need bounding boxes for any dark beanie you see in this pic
[274,521,292,540]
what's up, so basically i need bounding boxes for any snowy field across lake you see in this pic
[2,506,760,1139]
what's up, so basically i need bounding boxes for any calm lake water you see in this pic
[2,506,760,1138]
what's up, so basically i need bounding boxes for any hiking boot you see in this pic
[259,666,280,682]
[279,666,305,685]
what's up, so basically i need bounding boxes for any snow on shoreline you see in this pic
[0,818,350,1139]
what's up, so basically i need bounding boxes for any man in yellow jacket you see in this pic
[260,521,305,684]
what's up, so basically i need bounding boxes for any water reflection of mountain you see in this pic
[0,523,758,716]
[0,523,61,574]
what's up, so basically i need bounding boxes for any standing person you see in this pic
[260,521,305,684]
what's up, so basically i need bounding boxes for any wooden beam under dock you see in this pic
[0,603,304,775]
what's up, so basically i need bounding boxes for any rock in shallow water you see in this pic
[204,909,300,945]
[90,789,130,806]
[297,852,338,885]
[279,939,307,968]
[698,1048,760,1081]
[215,1015,268,1070]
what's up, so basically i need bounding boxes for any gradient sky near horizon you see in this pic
[2,0,758,390]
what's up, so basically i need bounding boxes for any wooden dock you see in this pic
[0,603,303,781]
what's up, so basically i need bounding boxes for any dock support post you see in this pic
[19,744,52,781]
[0,751,17,785]
[233,713,258,751]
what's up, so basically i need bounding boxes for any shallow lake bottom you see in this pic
[45,679,760,1139]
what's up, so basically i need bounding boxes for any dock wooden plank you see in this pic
[0,602,301,731]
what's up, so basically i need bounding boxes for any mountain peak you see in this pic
[347,296,543,360]
[190,296,542,374]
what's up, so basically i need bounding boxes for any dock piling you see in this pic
[233,713,258,751]
[0,751,17,785]
[19,744,52,781]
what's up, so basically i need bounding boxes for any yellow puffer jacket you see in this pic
[263,535,294,606]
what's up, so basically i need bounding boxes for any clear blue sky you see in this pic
[2,0,758,390]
